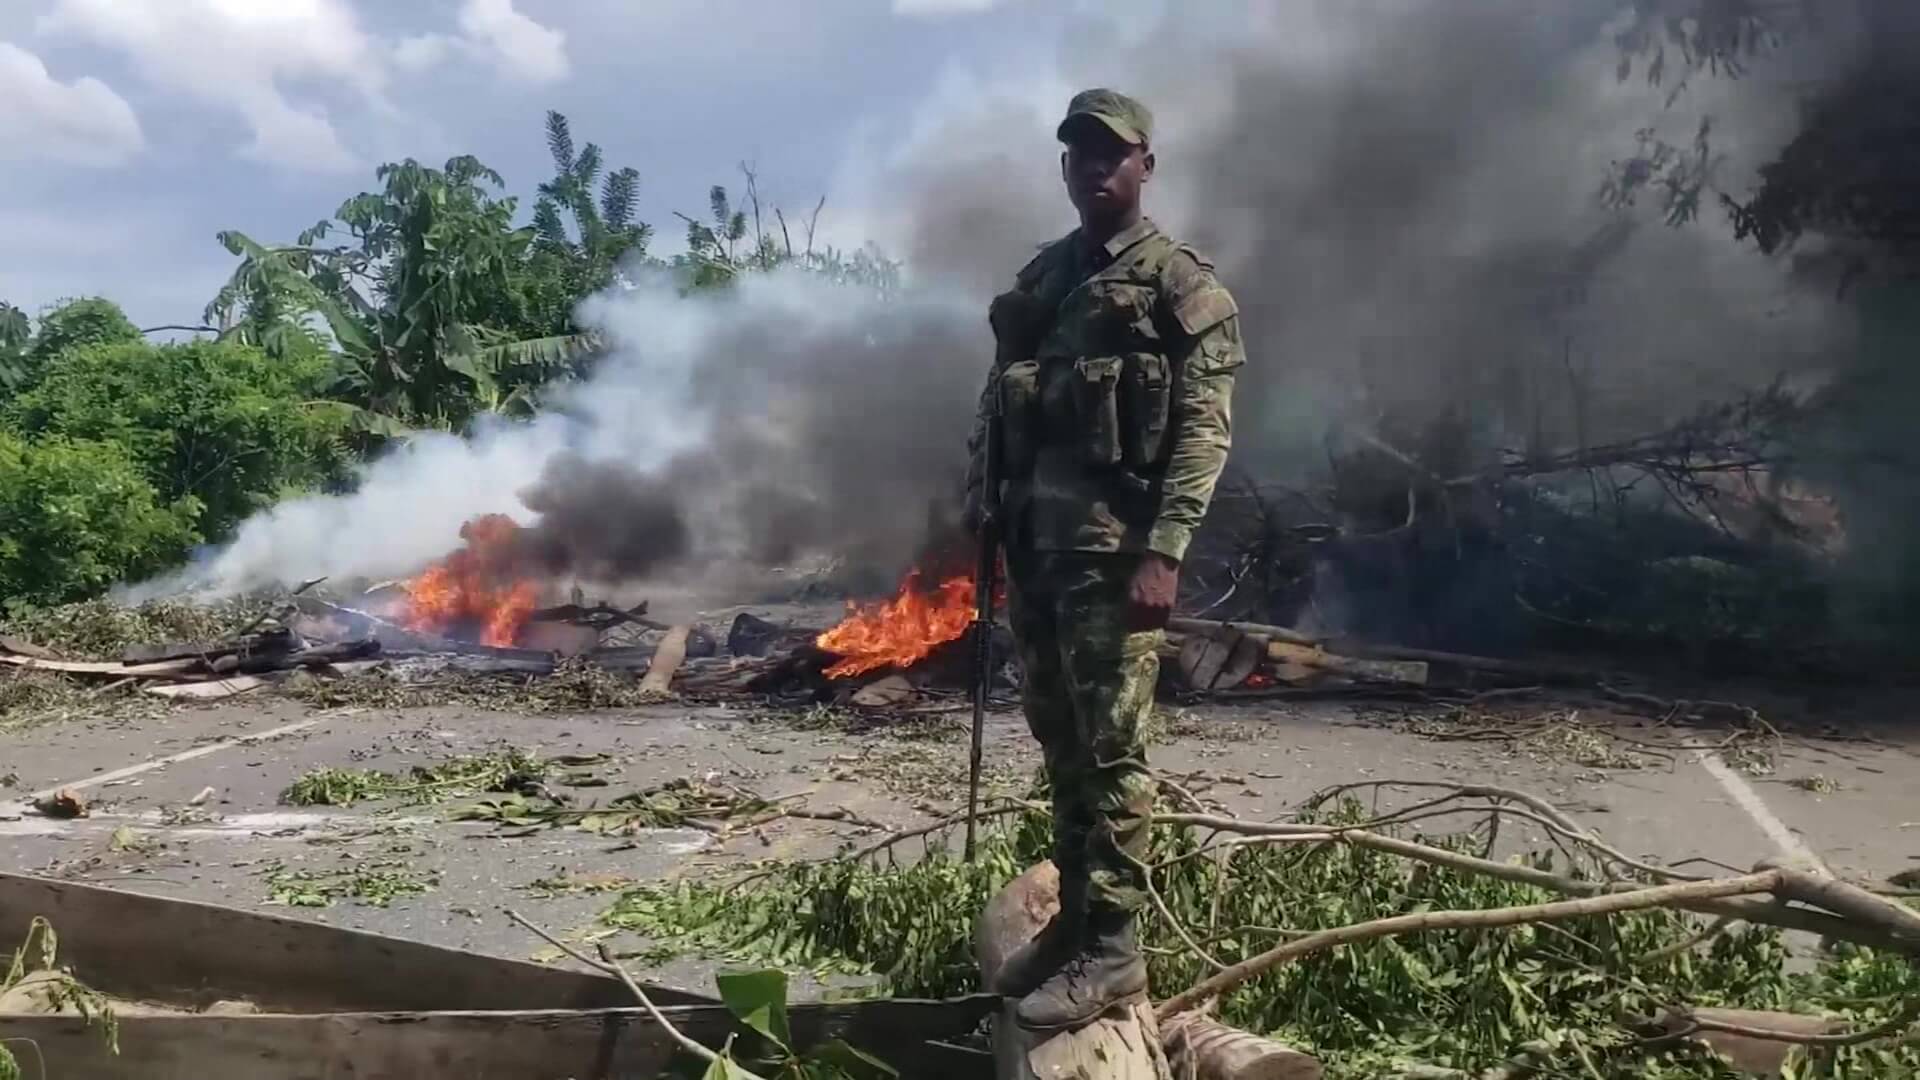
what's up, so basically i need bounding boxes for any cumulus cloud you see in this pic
[892,0,1019,15]
[35,0,567,173]
[0,40,143,166]
[457,0,568,83]
[395,0,569,84]
[37,0,382,172]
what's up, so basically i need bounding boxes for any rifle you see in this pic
[965,400,1002,861]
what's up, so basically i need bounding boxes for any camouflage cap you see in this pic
[1057,88,1153,147]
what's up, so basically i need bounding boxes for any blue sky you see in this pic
[0,0,1087,328]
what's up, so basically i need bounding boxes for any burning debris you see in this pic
[815,570,975,678]
[401,514,540,647]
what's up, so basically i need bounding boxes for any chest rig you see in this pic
[989,228,1183,481]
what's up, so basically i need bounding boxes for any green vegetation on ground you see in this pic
[602,805,1920,1079]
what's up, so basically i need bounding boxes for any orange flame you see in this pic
[402,514,540,647]
[815,570,975,679]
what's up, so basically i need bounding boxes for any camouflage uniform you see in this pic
[967,214,1244,918]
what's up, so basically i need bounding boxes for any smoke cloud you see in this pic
[139,1,1877,601]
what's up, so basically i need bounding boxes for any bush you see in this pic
[24,297,140,365]
[0,432,198,606]
[4,338,348,539]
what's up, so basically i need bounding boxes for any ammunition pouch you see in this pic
[1072,356,1124,467]
[991,289,1053,478]
[996,358,1041,477]
[1120,352,1171,467]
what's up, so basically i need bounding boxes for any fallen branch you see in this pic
[506,908,767,1079]
[1157,871,1785,1018]
[1153,812,1920,955]
[1664,1002,1918,1048]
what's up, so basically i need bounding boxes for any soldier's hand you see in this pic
[1126,554,1179,631]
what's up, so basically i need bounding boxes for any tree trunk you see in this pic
[978,862,1322,1080]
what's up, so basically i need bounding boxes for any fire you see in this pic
[402,514,540,647]
[816,570,975,679]
[1242,671,1275,689]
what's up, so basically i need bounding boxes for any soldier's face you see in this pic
[1061,124,1153,221]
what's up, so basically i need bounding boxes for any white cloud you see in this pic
[0,40,142,166]
[891,0,1016,14]
[457,0,568,83]
[393,0,568,85]
[37,0,383,173]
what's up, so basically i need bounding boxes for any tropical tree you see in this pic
[676,170,901,297]
[524,109,652,328]
[5,337,347,540]
[210,155,583,433]
[0,302,29,390]
[0,430,199,606]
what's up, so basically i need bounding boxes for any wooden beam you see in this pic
[641,625,690,694]
[0,1000,999,1080]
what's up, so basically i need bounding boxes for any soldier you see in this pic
[965,88,1243,1031]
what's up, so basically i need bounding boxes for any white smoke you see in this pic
[128,270,981,599]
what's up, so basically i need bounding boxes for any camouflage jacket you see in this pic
[966,217,1242,562]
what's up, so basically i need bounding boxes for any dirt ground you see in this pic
[5,642,1917,999]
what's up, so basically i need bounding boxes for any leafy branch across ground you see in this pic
[600,802,1920,1079]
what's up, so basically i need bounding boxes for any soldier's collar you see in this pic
[1077,217,1159,261]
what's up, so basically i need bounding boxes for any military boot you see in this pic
[988,871,1087,998]
[1013,906,1148,1031]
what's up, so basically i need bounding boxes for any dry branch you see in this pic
[1157,872,1786,1018]
[506,909,767,1079]
[1152,812,1920,956]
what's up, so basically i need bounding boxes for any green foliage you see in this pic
[604,811,1049,991]
[0,432,198,606]
[0,595,249,658]
[2,917,119,1072]
[675,175,900,297]
[280,748,553,807]
[524,110,652,334]
[0,302,29,391]
[676,968,899,1080]
[211,149,597,434]
[260,859,438,908]
[603,806,1920,1078]
[26,298,139,365]
[5,338,349,539]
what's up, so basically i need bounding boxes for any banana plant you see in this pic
[208,154,603,437]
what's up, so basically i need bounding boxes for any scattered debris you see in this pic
[523,870,638,897]
[32,789,88,820]
[1783,774,1842,795]
[259,859,438,908]
[280,749,553,807]
[450,778,776,836]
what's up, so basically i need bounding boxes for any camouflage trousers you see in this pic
[1005,548,1158,915]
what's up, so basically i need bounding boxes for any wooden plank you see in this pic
[143,676,270,701]
[641,624,690,694]
[0,1000,999,1080]
[0,655,202,678]
[0,635,60,660]
[0,872,682,1014]
[1266,641,1429,687]
[122,628,297,665]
